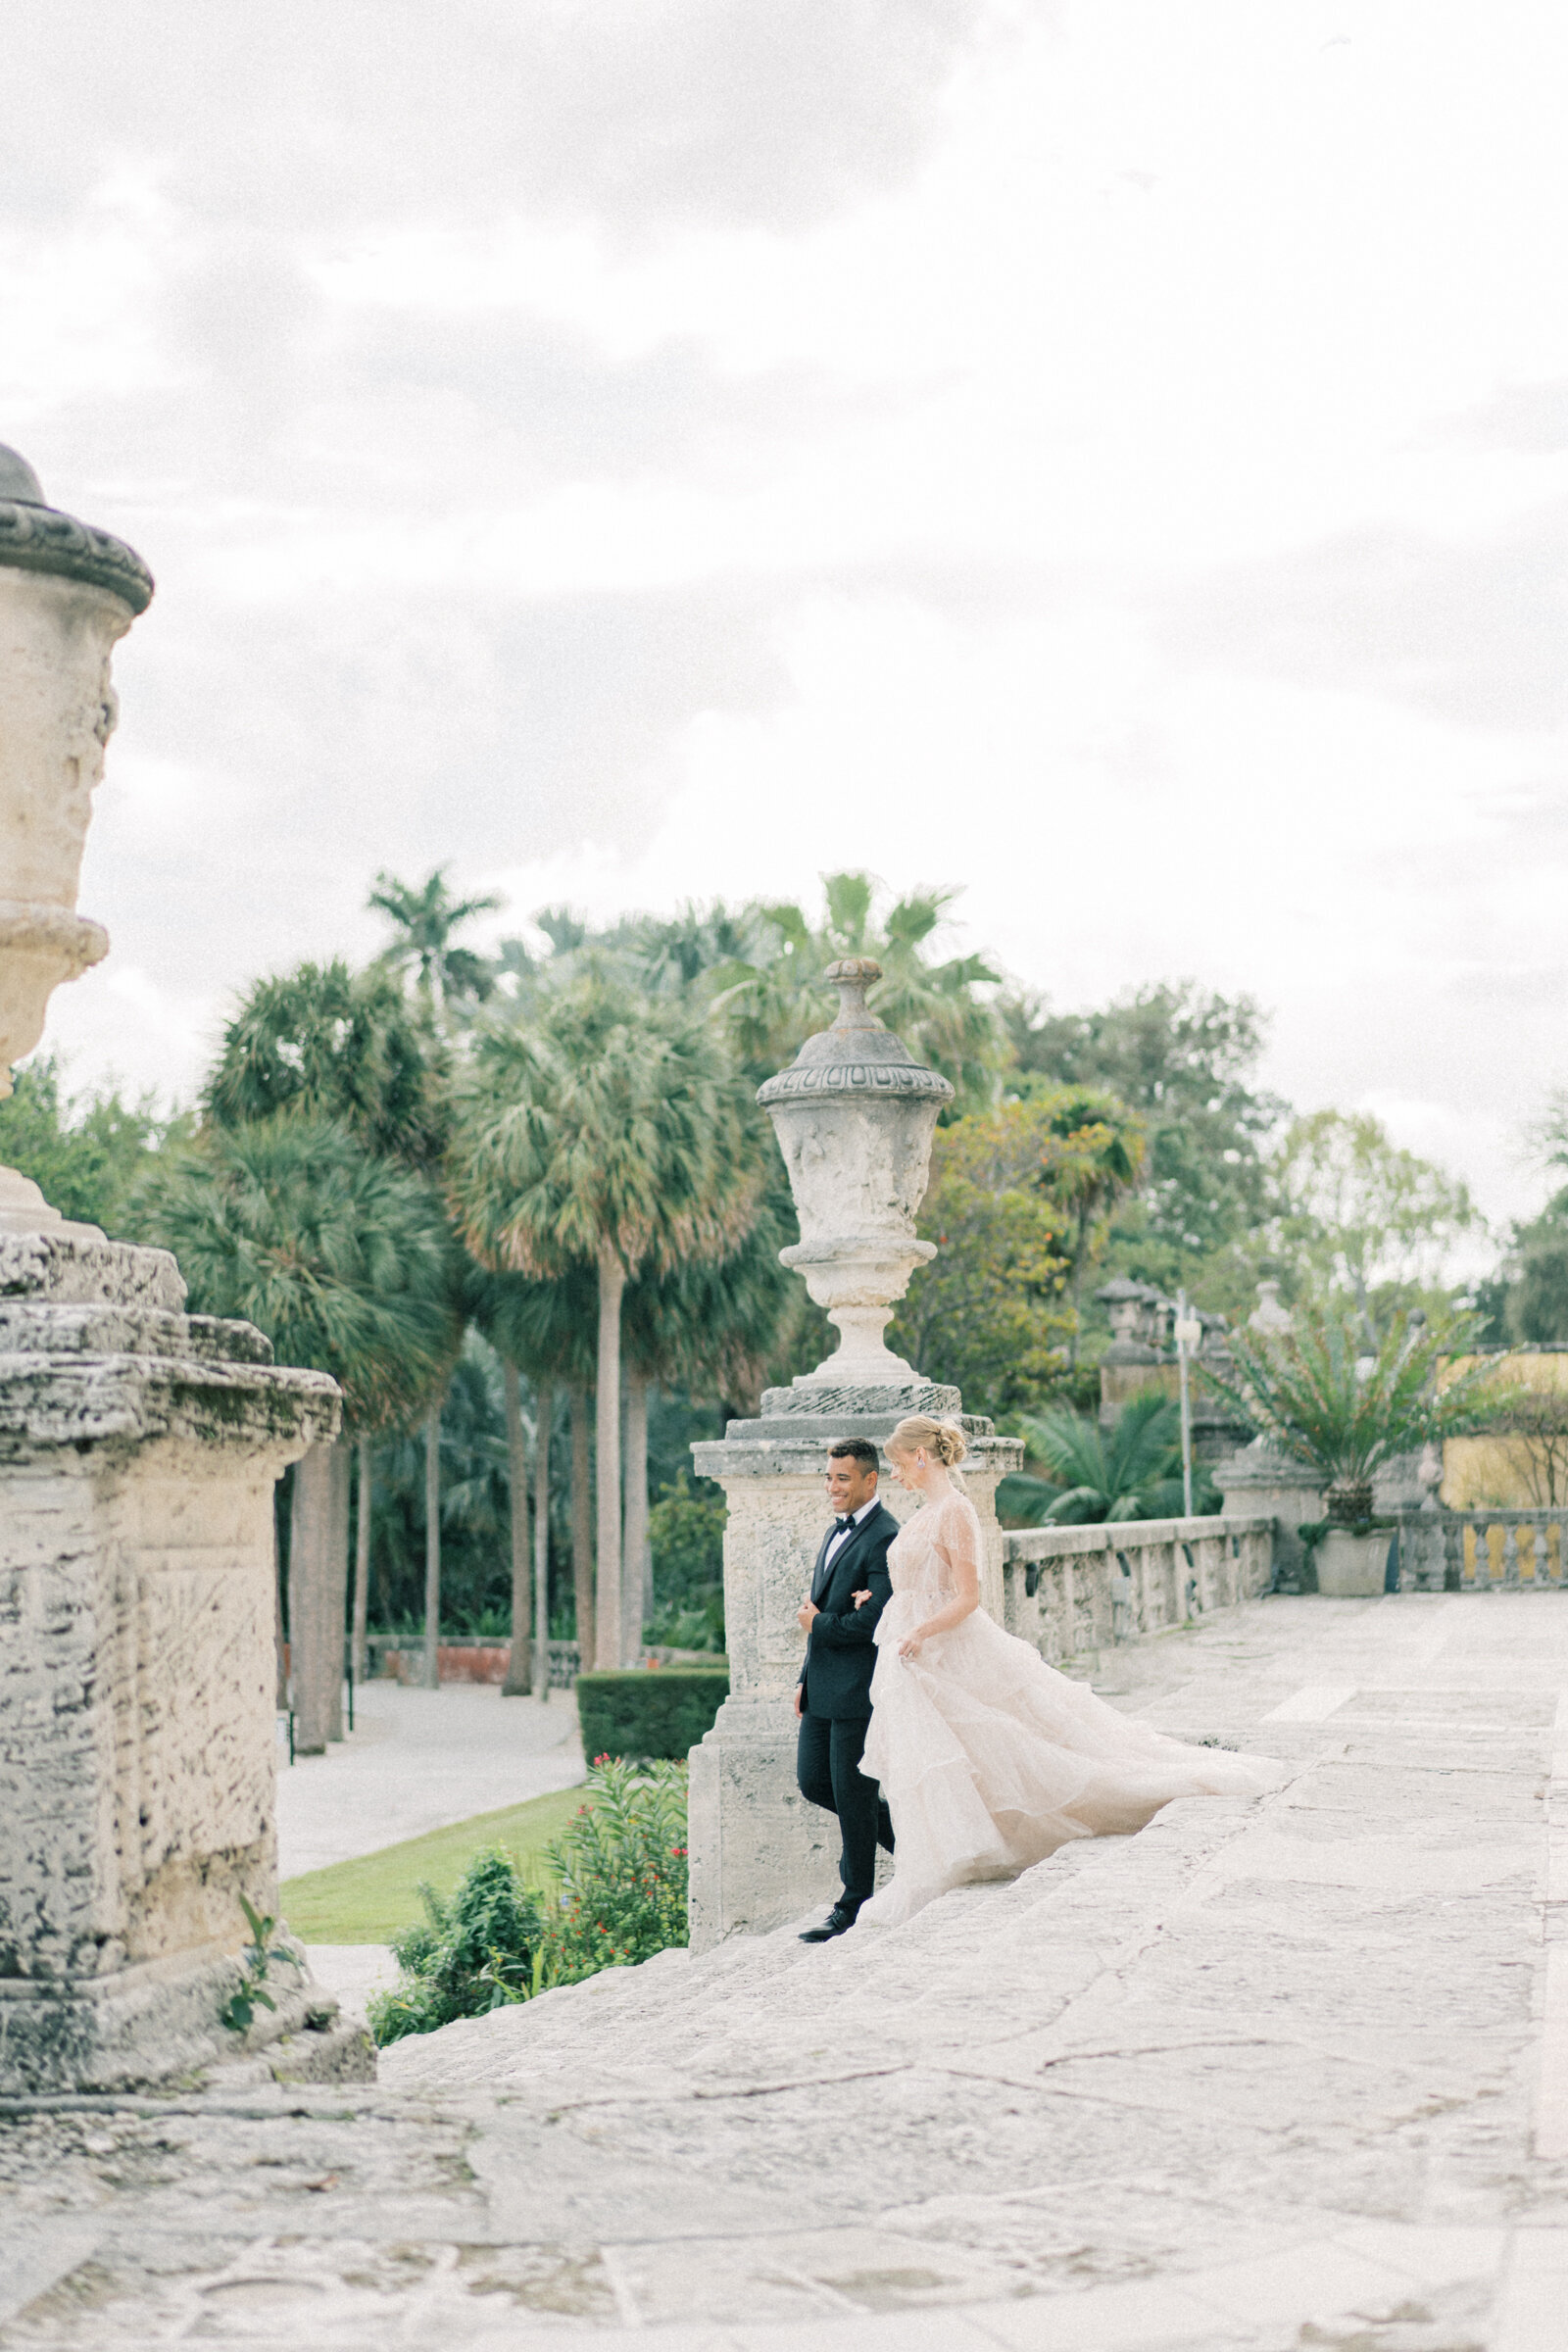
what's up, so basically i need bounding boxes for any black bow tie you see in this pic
[833,1515,856,1534]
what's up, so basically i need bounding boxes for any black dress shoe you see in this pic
[799,1900,861,1943]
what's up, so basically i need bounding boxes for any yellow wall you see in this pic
[1441,1352,1568,1509]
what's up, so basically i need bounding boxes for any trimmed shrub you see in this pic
[368,1846,542,2045]
[575,1666,729,1762]
[538,1756,688,1985]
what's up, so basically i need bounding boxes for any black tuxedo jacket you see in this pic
[798,1499,898,1721]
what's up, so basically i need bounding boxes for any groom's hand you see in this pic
[797,1598,819,1633]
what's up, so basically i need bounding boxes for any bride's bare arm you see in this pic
[900,1506,981,1658]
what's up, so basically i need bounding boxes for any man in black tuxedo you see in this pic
[794,1437,898,1942]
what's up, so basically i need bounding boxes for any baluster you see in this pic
[1502,1522,1520,1589]
[1447,1516,1466,1591]
[1532,1521,1547,1587]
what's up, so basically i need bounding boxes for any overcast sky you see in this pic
[8,0,1568,1235]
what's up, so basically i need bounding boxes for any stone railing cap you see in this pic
[0,442,154,614]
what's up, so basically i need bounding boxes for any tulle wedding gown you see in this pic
[858,1487,1281,1927]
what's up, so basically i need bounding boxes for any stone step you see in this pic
[378,1799,1211,2097]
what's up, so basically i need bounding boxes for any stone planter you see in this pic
[1315,1528,1393,1597]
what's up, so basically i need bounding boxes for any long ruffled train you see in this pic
[858,1587,1281,1927]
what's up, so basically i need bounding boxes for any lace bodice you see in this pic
[886,1489,984,1599]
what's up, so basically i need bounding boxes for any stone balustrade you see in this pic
[1000,1514,1275,1664]
[1394,1507,1568,1592]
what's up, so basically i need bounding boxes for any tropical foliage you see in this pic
[645,1474,728,1651]
[0,1054,191,1236]
[890,1090,1144,1418]
[135,1117,462,1433]
[1004,1394,1211,1525]
[369,866,503,1027]
[17,845,1534,1669]
[368,1847,544,2045]
[710,870,1007,1105]
[204,958,447,1168]
[1199,1307,1510,1524]
[537,1756,689,1985]
[447,974,760,1666]
[1004,982,1282,1297]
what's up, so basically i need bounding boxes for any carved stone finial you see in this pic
[822,957,886,1032]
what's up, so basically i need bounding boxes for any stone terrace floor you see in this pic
[5,1592,1568,2350]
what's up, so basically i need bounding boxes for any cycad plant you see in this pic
[1199,1306,1508,1526]
[1009,1393,1205,1524]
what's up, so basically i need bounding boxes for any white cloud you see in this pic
[11,0,1568,1245]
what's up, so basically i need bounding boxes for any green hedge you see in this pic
[575,1667,729,1762]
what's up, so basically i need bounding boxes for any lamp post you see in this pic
[1173,1292,1203,1519]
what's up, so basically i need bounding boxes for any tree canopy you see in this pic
[136,1116,463,1435]
[889,1092,1133,1417]
[204,958,448,1167]
[0,1054,190,1237]
[1004,981,1281,1298]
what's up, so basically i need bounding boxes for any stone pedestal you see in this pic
[687,1382,1020,1949]
[0,1233,339,2089]
[1212,1438,1324,1590]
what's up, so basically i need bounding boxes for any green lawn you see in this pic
[278,1783,588,1944]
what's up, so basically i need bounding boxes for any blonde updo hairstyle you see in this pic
[888,1413,968,1492]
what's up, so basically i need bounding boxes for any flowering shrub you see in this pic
[537,1755,689,1986]
[368,1847,543,2045]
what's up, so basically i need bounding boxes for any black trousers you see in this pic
[797,1710,895,1904]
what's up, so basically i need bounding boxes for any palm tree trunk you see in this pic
[501,1358,532,1695]
[622,1363,650,1667]
[351,1436,372,1685]
[595,1244,626,1670]
[421,1396,443,1690]
[290,1439,350,1752]
[532,1376,555,1702]
[569,1383,595,1667]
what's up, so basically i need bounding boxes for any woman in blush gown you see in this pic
[856,1413,1282,1929]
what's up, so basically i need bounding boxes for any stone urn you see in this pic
[757,957,953,1386]
[0,443,154,1234]
[1315,1527,1394,1597]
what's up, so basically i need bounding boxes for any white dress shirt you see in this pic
[823,1494,879,1574]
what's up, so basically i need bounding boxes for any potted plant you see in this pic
[1200,1309,1508,1596]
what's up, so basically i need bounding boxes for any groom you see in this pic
[794,1437,898,1942]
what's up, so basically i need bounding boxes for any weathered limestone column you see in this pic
[688,961,1020,1949]
[0,446,344,2090]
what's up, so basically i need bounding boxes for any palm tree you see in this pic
[1199,1306,1511,1525]
[136,1117,463,1749]
[447,973,759,1669]
[1020,1082,1146,1359]
[471,1265,598,1694]
[203,956,459,1684]
[1008,1394,1201,1525]
[368,867,502,1029]
[711,871,1006,1105]
[204,958,448,1168]
[617,1214,794,1657]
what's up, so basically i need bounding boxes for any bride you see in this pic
[855,1412,1281,1929]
